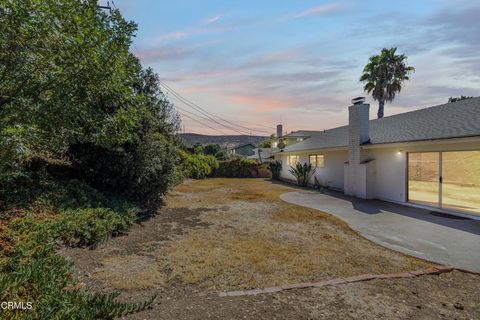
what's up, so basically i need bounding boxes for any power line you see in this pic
[161,82,254,135]
[171,97,222,123]
[159,80,274,135]
[178,112,228,135]
[171,96,257,136]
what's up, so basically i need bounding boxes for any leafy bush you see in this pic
[268,160,282,180]
[182,154,219,179]
[60,207,135,247]
[203,144,221,156]
[289,162,316,187]
[69,135,179,205]
[214,158,258,178]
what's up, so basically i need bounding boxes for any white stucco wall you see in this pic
[366,139,480,203]
[276,150,348,190]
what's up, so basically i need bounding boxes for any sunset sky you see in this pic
[107,0,479,135]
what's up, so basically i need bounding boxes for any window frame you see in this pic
[309,154,325,168]
[287,155,300,166]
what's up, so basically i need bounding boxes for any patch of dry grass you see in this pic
[151,179,431,290]
[94,255,165,290]
[90,178,431,291]
[154,218,427,290]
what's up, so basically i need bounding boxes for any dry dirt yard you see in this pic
[64,178,480,319]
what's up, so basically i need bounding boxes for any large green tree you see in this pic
[360,47,414,118]
[0,0,181,201]
[1,0,137,173]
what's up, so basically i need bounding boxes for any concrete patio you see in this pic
[281,191,480,271]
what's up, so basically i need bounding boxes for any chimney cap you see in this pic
[352,97,366,105]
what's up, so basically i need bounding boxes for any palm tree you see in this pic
[360,47,414,118]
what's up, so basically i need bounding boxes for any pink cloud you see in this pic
[293,3,343,19]
[231,95,291,110]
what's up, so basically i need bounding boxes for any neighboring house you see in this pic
[273,97,480,217]
[227,143,256,157]
[247,148,273,163]
[273,131,311,148]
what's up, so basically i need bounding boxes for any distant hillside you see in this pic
[180,133,267,149]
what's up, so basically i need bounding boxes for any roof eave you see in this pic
[363,135,480,149]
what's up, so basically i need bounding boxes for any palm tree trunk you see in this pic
[377,100,385,118]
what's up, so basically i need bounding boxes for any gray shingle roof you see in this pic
[281,130,324,138]
[281,98,480,153]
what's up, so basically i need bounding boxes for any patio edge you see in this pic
[218,266,478,297]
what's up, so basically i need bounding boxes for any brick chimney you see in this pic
[276,124,283,138]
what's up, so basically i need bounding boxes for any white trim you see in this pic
[363,136,480,149]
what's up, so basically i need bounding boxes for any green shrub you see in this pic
[182,154,219,179]
[203,144,221,156]
[289,162,316,187]
[68,135,180,204]
[214,158,258,178]
[60,207,135,246]
[268,160,282,180]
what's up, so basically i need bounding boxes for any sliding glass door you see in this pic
[408,151,480,215]
[442,151,480,214]
[408,152,440,208]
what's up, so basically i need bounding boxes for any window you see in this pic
[287,155,299,165]
[309,154,325,167]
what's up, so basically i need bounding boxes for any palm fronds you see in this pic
[289,162,316,187]
[360,47,414,118]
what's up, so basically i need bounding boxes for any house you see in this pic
[227,143,256,157]
[247,147,274,163]
[273,97,480,217]
[272,131,310,149]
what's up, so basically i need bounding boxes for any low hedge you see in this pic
[213,158,259,178]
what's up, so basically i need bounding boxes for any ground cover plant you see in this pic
[0,170,155,319]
